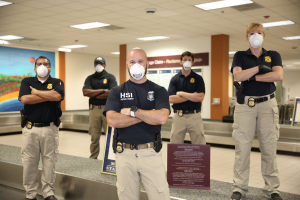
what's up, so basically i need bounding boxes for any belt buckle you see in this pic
[178,110,183,117]
[130,144,138,150]
[26,121,32,129]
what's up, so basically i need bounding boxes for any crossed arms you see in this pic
[20,86,62,104]
[106,108,169,128]
[83,89,110,99]
[169,91,205,104]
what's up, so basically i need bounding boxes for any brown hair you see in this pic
[246,22,265,38]
[181,51,194,62]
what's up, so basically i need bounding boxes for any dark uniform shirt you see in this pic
[103,80,170,144]
[83,71,117,105]
[168,70,205,111]
[18,76,64,123]
[231,48,283,96]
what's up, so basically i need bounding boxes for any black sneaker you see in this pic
[271,193,283,200]
[231,191,242,200]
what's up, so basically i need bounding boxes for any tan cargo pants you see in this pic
[232,94,280,196]
[115,148,170,200]
[89,105,107,159]
[21,123,59,199]
[170,112,206,144]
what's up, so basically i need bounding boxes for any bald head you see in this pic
[127,48,147,62]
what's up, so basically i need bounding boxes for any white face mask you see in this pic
[36,65,49,77]
[129,63,145,80]
[183,61,192,70]
[95,64,104,73]
[249,33,263,48]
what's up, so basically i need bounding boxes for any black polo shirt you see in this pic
[83,71,117,105]
[18,76,64,123]
[231,48,282,96]
[103,80,170,144]
[168,70,205,111]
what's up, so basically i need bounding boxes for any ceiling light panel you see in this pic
[282,36,300,40]
[262,20,295,27]
[0,0,12,7]
[111,52,120,54]
[58,48,71,52]
[194,0,253,10]
[70,22,110,30]
[62,45,88,48]
[0,35,24,40]
[137,36,169,41]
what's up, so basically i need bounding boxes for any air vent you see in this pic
[102,25,124,30]
[232,2,264,11]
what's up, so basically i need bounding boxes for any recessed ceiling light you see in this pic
[111,52,120,55]
[137,36,169,41]
[229,51,236,54]
[62,45,87,48]
[262,20,295,27]
[70,22,110,30]
[194,0,253,10]
[282,36,300,40]
[0,1,12,7]
[0,35,24,40]
[58,48,71,52]
[293,62,300,64]
[0,40,9,44]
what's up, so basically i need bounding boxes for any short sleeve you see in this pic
[108,75,118,90]
[155,87,171,114]
[53,79,65,100]
[103,87,121,116]
[18,79,31,101]
[196,76,205,94]
[82,76,91,89]
[231,52,242,73]
[271,51,283,68]
[168,77,177,96]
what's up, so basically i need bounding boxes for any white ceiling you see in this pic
[0,0,300,68]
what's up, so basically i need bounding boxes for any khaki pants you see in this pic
[115,148,170,200]
[170,112,206,144]
[21,123,59,199]
[89,106,107,159]
[232,95,280,196]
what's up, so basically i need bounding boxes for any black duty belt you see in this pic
[253,93,275,103]
[174,109,200,114]
[124,142,155,150]
[27,121,50,128]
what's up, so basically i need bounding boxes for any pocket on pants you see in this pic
[116,182,125,200]
[157,184,169,200]
[232,123,239,140]
[272,107,280,140]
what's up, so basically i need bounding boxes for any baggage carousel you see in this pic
[1,110,300,153]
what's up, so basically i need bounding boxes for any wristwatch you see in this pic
[130,106,138,117]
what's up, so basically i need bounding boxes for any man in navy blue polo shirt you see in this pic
[230,23,283,200]
[168,51,206,145]
[104,48,170,200]
[19,56,64,200]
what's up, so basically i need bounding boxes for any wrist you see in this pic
[130,106,138,117]
[103,89,108,92]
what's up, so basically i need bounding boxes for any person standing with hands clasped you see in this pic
[83,56,117,159]
[231,23,283,200]
[168,51,206,145]
[103,48,170,200]
[19,56,64,200]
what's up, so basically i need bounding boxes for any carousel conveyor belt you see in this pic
[1,110,300,153]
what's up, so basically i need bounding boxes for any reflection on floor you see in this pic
[0,130,299,196]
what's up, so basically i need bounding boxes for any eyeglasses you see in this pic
[36,62,49,66]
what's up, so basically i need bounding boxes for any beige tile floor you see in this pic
[0,130,299,195]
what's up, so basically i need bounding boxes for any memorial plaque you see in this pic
[167,144,210,189]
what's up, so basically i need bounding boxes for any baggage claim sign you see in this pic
[147,53,209,68]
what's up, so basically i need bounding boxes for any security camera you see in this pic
[145,8,156,14]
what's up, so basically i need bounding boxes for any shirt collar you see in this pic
[245,48,267,56]
[34,75,52,83]
[179,69,195,78]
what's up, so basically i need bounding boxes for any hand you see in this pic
[30,86,38,95]
[258,65,272,74]
[120,108,130,116]
[176,91,184,96]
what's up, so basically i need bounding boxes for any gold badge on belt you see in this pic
[248,97,255,107]
[116,142,124,153]
[103,79,107,84]
[47,83,52,89]
[26,121,32,129]
[178,110,183,117]
[89,104,93,110]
